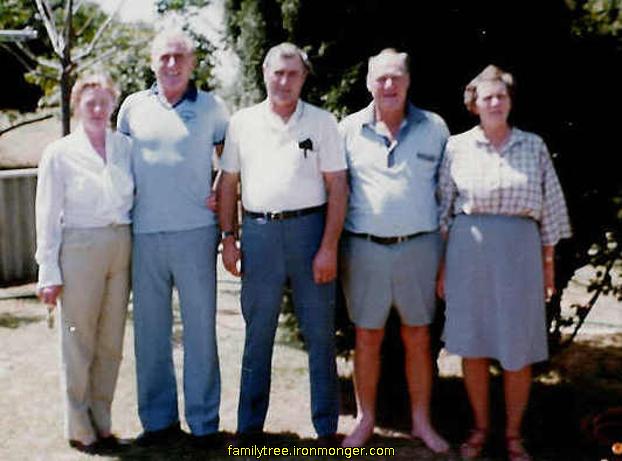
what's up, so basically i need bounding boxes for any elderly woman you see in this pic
[35,74,133,453]
[438,65,571,461]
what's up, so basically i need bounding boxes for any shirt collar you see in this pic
[71,123,112,162]
[472,125,526,150]
[262,98,305,128]
[360,101,425,131]
[150,80,198,107]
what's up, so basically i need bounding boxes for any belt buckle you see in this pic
[268,211,281,220]
[396,235,406,243]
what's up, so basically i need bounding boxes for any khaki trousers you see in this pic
[58,225,130,444]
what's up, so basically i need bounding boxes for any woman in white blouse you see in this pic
[437,65,571,461]
[35,74,133,453]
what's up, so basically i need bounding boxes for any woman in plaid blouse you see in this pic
[437,65,571,461]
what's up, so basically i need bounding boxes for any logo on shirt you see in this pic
[179,110,197,123]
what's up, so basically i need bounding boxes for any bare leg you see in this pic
[402,325,449,453]
[463,358,491,431]
[504,365,532,460]
[342,328,384,448]
[459,357,491,458]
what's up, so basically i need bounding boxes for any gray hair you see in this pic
[262,42,312,73]
[151,28,195,58]
[366,48,410,87]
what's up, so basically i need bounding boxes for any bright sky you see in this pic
[92,0,156,23]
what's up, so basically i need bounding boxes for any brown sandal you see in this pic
[506,436,532,461]
[459,428,488,459]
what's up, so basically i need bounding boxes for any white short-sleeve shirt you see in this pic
[220,99,346,212]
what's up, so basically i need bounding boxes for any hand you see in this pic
[205,191,218,212]
[222,238,241,277]
[38,285,62,306]
[436,262,446,299]
[544,262,555,302]
[312,246,337,284]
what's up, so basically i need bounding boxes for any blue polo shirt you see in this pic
[340,102,449,237]
[117,83,229,234]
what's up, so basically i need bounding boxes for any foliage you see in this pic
[225,0,622,355]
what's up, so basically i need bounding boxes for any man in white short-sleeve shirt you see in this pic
[219,42,348,443]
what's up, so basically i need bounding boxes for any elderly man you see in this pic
[339,49,449,452]
[117,29,229,446]
[218,42,348,443]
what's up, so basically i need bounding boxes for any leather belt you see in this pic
[345,230,427,245]
[244,205,325,221]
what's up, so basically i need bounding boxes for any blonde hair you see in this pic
[464,64,515,114]
[70,73,119,113]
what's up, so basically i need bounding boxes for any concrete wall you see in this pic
[0,169,37,287]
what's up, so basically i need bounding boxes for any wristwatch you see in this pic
[220,230,237,241]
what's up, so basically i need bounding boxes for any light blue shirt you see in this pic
[340,102,449,237]
[117,84,229,234]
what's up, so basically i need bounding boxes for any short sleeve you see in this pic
[318,113,347,172]
[211,94,230,145]
[219,116,241,173]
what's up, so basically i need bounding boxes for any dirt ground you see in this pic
[1,262,621,461]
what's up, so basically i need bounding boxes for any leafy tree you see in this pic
[0,0,154,135]
[224,0,622,354]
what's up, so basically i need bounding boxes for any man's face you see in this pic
[263,55,307,110]
[151,39,195,96]
[368,57,410,113]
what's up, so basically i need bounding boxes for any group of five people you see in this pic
[35,29,570,461]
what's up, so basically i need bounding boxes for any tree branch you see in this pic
[0,114,54,137]
[32,0,62,57]
[13,41,61,71]
[75,47,118,72]
[74,0,126,62]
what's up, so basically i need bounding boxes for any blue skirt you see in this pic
[443,214,548,370]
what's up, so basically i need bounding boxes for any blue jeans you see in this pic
[132,225,220,435]
[237,212,339,437]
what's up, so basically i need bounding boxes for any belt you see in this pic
[345,230,426,245]
[244,205,325,221]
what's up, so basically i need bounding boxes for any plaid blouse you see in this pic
[438,126,571,245]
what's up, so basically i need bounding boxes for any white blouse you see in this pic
[35,125,134,288]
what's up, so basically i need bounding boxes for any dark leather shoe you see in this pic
[97,434,132,451]
[68,439,98,454]
[316,433,342,448]
[234,431,266,447]
[134,422,184,447]
[190,431,223,449]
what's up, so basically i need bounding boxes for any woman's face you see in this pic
[474,80,511,127]
[77,86,115,130]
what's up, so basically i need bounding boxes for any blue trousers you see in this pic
[237,212,339,437]
[132,225,220,435]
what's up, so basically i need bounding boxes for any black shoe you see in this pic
[234,431,266,447]
[96,434,132,451]
[68,439,98,454]
[317,433,342,448]
[190,431,223,449]
[134,422,184,447]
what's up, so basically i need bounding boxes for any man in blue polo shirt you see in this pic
[339,49,449,452]
[117,29,228,446]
